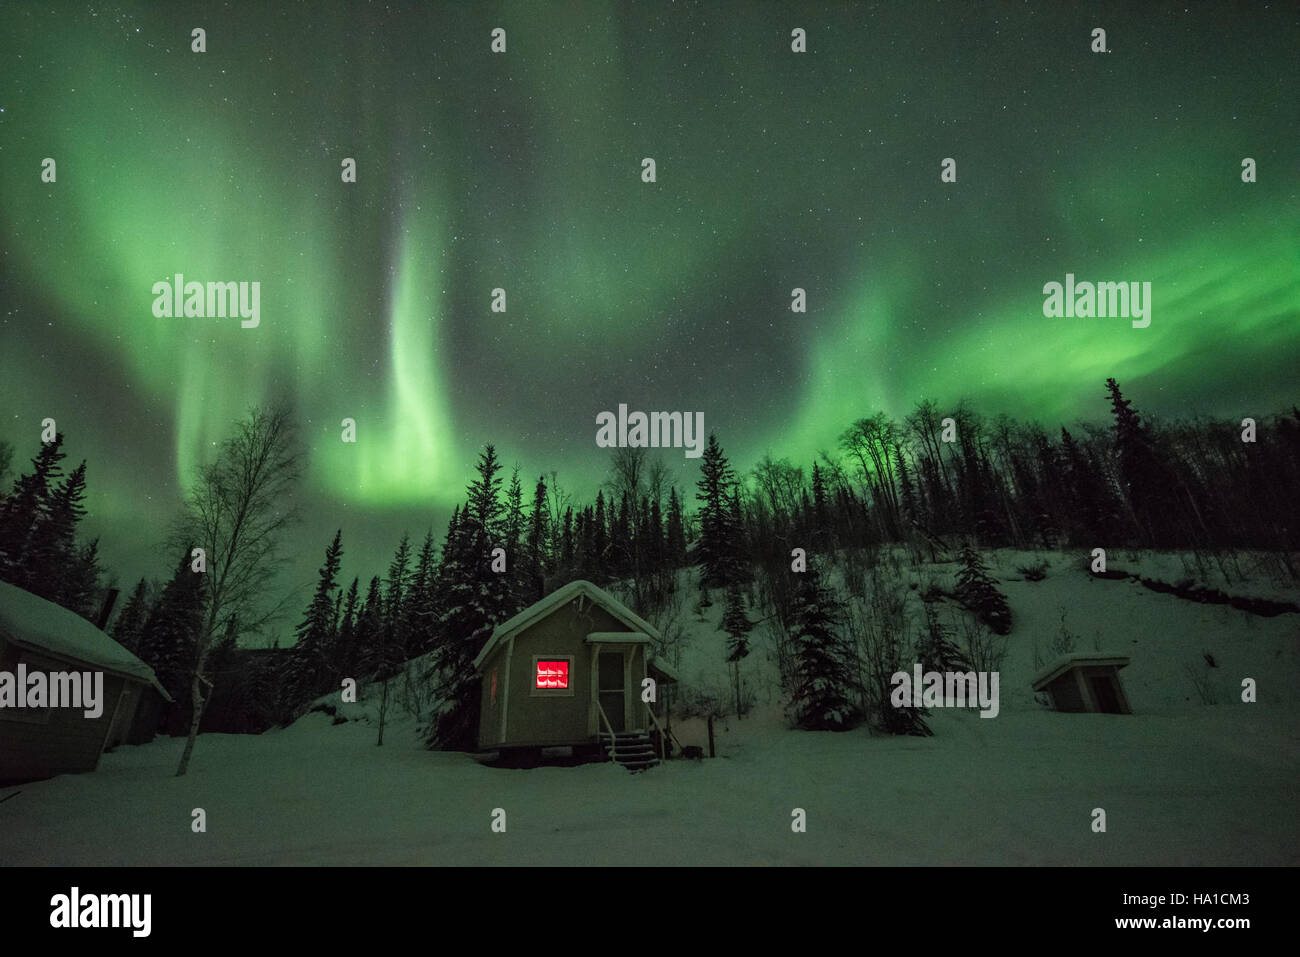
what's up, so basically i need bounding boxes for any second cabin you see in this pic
[472,580,677,768]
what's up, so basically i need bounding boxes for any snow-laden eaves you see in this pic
[472,579,662,672]
[585,631,650,644]
[0,581,173,701]
[1031,653,1131,691]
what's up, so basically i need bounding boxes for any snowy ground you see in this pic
[2,549,1297,866]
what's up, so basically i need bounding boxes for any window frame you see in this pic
[529,655,575,697]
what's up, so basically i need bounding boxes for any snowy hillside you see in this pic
[2,549,1296,866]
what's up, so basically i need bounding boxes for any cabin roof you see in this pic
[473,579,662,672]
[0,581,173,701]
[1031,653,1131,692]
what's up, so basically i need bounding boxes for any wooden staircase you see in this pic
[602,730,660,772]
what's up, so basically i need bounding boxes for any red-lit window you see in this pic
[536,660,569,689]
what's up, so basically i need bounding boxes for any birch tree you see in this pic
[174,404,302,776]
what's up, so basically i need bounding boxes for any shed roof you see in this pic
[473,579,662,672]
[0,581,173,700]
[1031,653,1131,692]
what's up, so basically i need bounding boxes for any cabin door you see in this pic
[598,651,625,733]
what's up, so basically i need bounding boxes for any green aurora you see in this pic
[1,1,1297,595]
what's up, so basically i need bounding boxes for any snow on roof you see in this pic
[1031,653,1131,691]
[585,631,651,644]
[473,579,662,672]
[0,581,172,700]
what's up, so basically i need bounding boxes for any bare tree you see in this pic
[645,456,671,513]
[174,404,302,776]
[605,446,647,505]
[544,470,571,561]
[751,454,804,520]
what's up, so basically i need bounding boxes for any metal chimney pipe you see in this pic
[96,587,120,631]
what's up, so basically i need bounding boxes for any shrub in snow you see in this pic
[1016,559,1049,582]
[917,604,972,674]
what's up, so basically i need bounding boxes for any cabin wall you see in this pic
[0,637,129,784]
[498,600,628,749]
[477,651,507,751]
[126,689,167,745]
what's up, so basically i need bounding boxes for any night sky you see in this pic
[1,2,1297,614]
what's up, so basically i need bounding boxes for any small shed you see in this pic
[472,580,677,765]
[1032,654,1132,714]
[0,581,172,783]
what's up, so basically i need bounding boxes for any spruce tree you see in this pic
[1025,430,1061,548]
[665,487,687,568]
[137,549,206,726]
[370,533,412,745]
[810,461,832,548]
[592,491,609,581]
[644,496,664,574]
[27,460,89,606]
[696,434,739,588]
[721,584,752,715]
[1060,426,1111,544]
[560,505,575,575]
[955,542,1012,635]
[1106,378,1178,544]
[788,562,858,731]
[894,444,917,528]
[0,433,66,589]
[727,488,747,583]
[577,506,597,579]
[917,604,972,674]
[404,529,439,657]
[381,533,413,674]
[336,576,360,677]
[525,475,549,601]
[502,467,525,598]
[63,536,103,620]
[611,491,632,580]
[355,576,384,673]
[427,445,512,750]
[112,578,153,653]
[435,506,461,581]
[285,530,343,709]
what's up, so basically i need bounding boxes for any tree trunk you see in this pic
[707,714,715,758]
[175,663,211,776]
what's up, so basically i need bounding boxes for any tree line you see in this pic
[2,379,1296,759]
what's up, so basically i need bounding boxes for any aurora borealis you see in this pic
[1,1,1297,598]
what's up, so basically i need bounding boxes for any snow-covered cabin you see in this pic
[1032,654,1132,714]
[472,580,677,765]
[0,581,172,783]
